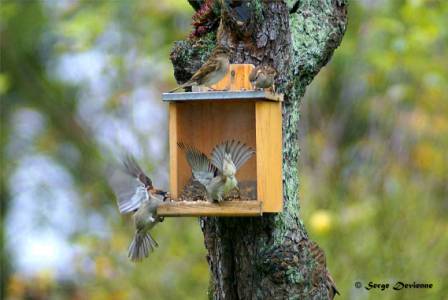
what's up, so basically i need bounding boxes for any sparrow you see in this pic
[169,45,230,92]
[108,154,168,262]
[249,65,277,92]
[178,140,255,202]
[325,270,340,299]
[304,239,340,299]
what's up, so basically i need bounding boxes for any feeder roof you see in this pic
[162,91,283,102]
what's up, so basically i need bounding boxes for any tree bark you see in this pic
[171,1,347,299]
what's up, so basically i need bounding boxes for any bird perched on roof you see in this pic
[249,65,277,92]
[169,45,230,92]
[108,154,168,262]
[178,140,255,202]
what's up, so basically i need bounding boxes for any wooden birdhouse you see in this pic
[158,64,283,217]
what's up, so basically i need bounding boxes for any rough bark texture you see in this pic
[171,1,347,299]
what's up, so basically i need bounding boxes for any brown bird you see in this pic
[308,239,327,266]
[249,65,277,91]
[325,270,340,299]
[108,154,169,262]
[169,46,230,92]
[303,239,340,299]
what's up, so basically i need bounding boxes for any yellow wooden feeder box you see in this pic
[158,64,283,217]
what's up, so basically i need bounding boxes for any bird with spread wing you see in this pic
[109,154,168,262]
[178,140,255,202]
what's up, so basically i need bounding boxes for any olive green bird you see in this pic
[178,140,255,202]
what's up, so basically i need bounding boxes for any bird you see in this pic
[325,270,340,299]
[108,154,168,262]
[169,45,230,92]
[178,140,255,202]
[249,65,277,92]
[304,239,340,299]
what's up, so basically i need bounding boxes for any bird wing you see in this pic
[109,167,149,214]
[178,142,217,186]
[190,57,220,85]
[168,59,219,92]
[122,154,153,189]
[108,154,155,214]
[211,140,255,172]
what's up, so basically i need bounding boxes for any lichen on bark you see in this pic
[171,0,347,299]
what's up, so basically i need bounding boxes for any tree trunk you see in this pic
[171,1,347,298]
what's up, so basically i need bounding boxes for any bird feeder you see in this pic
[158,64,283,217]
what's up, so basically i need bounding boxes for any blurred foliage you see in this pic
[1,0,447,300]
[1,1,208,300]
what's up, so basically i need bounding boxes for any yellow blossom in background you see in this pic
[309,210,333,235]
[412,142,444,175]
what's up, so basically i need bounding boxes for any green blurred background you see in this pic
[1,1,447,299]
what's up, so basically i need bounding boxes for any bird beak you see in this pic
[163,192,171,202]
[151,189,169,197]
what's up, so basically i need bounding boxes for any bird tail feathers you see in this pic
[168,81,194,93]
[128,231,158,262]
